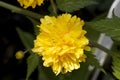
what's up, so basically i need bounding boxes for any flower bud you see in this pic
[15,51,24,60]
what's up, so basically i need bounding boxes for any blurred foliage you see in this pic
[87,17,120,41]
[56,0,96,12]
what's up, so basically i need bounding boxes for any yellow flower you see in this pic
[15,51,24,59]
[32,13,90,75]
[18,0,44,8]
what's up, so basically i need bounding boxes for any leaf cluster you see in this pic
[13,0,120,80]
[86,17,120,41]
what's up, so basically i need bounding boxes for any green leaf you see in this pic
[26,53,39,80]
[112,55,120,79]
[87,17,120,41]
[16,27,35,49]
[56,0,96,12]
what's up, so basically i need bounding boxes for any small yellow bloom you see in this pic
[15,51,24,59]
[18,0,44,8]
[32,13,90,75]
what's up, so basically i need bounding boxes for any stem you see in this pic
[90,40,114,56]
[0,1,43,20]
[23,49,31,54]
[50,0,57,15]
